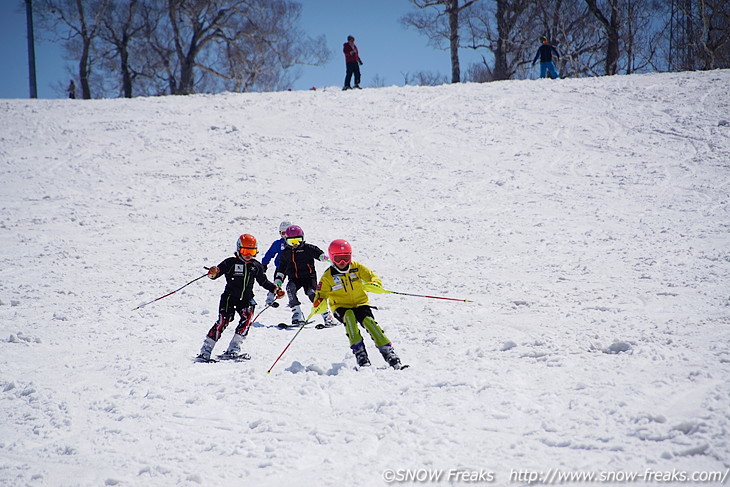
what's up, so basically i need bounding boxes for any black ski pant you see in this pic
[285,276,317,308]
[344,62,361,88]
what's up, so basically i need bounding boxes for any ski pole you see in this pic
[250,297,282,325]
[266,321,308,374]
[132,272,208,310]
[363,282,474,303]
[266,307,317,374]
[386,290,474,303]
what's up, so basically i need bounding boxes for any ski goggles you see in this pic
[238,246,258,257]
[331,254,351,267]
[286,237,303,247]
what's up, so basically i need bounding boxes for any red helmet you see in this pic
[236,234,258,259]
[328,239,352,268]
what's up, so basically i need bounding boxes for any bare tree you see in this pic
[159,0,250,95]
[669,0,730,70]
[462,0,533,81]
[584,0,621,75]
[401,0,481,83]
[97,0,153,97]
[35,0,111,99]
[523,0,599,77]
[136,0,329,95]
[402,70,449,85]
[210,1,330,92]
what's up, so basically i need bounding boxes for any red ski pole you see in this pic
[386,290,474,303]
[132,272,208,310]
[363,282,474,303]
[266,321,308,374]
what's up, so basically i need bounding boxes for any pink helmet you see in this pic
[284,225,304,239]
[284,225,304,247]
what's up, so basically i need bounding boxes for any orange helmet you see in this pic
[236,234,258,259]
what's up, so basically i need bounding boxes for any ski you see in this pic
[314,323,340,330]
[276,320,315,329]
[354,364,410,371]
[193,355,217,363]
[216,352,251,361]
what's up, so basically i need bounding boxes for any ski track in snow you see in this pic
[1,70,729,486]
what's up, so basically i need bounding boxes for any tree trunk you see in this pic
[492,0,509,81]
[585,0,621,75]
[448,0,461,83]
[120,38,132,98]
[79,36,92,98]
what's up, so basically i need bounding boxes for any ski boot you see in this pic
[351,341,371,367]
[379,343,405,370]
[195,337,216,362]
[316,311,339,329]
[218,334,250,360]
[291,305,305,326]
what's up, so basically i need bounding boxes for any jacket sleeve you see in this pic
[315,269,333,300]
[274,249,288,282]
[360,263,382,287]
[254,261,277,292]
[261,240,279,266]
[216,257,234,278]
[307,244,325,261]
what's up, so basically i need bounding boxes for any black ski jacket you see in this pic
[214,256,276,303]
[275,242,325,281]
[533,44,560,63]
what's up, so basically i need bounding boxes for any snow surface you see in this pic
[1,71,729,487]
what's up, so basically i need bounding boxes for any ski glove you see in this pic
[207,266,220,279]
[359,60,364,65]
[275,287,285,298]
[319,254,330,263]
[363,282,388,294]
[274,279,283,288]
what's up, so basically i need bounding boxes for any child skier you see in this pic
[313,239,405,369]
[261,220,291,307]
[274,225,337,327]
[195,234,284,362]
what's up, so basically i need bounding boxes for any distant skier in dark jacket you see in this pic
[196,234,284,362]
[532,37,561,79]
[342,35,363,90]
[274,225,337,327]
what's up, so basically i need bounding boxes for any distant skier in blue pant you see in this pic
[532,37,561,79]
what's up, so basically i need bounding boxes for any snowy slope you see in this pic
[1,71,729,487]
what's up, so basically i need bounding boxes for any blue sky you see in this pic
[1,0,487,99]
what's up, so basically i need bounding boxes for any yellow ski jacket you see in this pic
[315,261,382,312]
